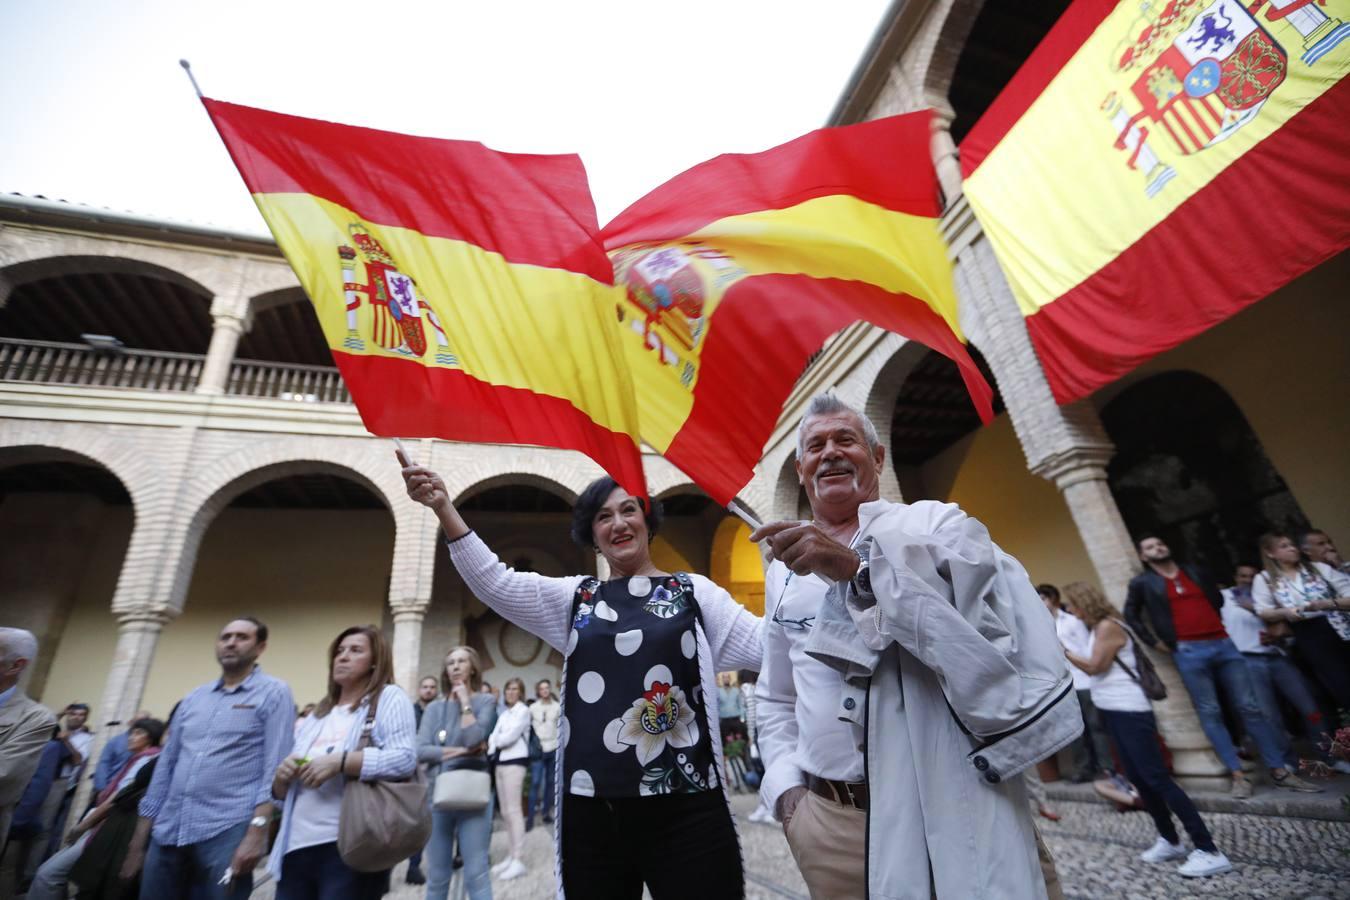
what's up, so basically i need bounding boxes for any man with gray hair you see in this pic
[0,628,57,854]
[752,394,1080,899]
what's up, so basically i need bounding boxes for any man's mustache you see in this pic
[814,458,860,488]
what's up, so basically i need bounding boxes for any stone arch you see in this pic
[454,471,579,507]
[166,440,406,613]
[249,286,308,315]
[0,239,234,305]
[436,446,600,506]
[1101,370,1308,577]
[916,0,987,106]
[0,425,156,512]
[773,453,808,522]
[0,442,142,697]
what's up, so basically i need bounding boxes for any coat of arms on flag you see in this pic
[611,242,745,389]
[1104,0,1297,196]
[1103,0,1350,199]
[339,224,456,364]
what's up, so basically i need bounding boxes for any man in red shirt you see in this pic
[1124,537,1319,799]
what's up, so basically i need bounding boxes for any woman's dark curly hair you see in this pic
[570,476,663,549]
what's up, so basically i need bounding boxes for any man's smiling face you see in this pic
[796,411,884,516]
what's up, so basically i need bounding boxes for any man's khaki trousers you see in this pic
[782,789,1064,900]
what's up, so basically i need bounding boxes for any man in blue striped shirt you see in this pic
[122,617,294,898]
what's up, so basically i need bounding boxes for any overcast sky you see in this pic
[1,1,890,234]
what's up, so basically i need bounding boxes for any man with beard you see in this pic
[121,617,294,898]
[1125,538,1318,798]
[752,394,1079,899]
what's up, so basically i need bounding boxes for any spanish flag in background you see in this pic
[202,99,648,499]
[603,110,994,506]
[962,0,1350,403]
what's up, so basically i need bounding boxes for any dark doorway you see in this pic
[1101,371,1308,580]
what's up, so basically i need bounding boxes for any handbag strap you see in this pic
[356,687,381,751]
[1109,619,1147,684]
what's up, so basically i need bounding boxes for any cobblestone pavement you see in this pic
[254,792,1349,899]
[1037,797,1350,900]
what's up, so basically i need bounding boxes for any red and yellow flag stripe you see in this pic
[603,111,994,505]
[204,99,647,497]
[962,0,1350,403]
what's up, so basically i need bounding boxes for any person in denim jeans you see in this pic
[1124,537,1319,798]
[1220,566,1350,774]
[125,617,295,899]
[526,679,559,831]
[417,646,497,900]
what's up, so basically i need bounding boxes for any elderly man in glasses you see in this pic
[752,394,1080,900]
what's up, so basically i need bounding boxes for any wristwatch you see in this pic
[249,815,269,829]
[851,546,873,599]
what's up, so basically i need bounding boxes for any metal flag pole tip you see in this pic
[726,498,762,533]
[179,59,204,99]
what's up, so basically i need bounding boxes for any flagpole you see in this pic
[393,437,416,467]
[179,59,204,99]
[726,498,762,532]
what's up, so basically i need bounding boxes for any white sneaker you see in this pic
[491,858,513,874]
[1331,760,1350,775]
[498,858,527,881]
[1139,837,1187,863]
[1178,849,1233,878]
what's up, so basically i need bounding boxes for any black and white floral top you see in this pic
[564,573,718,797]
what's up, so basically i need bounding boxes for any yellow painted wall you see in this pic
[917,414,1102,593]
[37,504,131,713]
[1092,250,1350,548]
[710,517,766,616]
[141,508,394,714]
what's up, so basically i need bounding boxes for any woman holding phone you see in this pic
[417,646,498,900]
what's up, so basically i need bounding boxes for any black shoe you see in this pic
[526,818,535,832]
[542,814,554,824]
[406,865,426,885]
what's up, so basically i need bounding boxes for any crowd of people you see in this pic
[2,394,1347,899]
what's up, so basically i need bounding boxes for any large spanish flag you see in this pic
[962,0,1350,403]
[602,110,994,506]
[202,99,647,497]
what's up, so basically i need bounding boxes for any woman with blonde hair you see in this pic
[487,677,531,881]
[1061,583,1231,880]
[268,625,417,899]
[417,645,498,900]
[1253,532,1350,711]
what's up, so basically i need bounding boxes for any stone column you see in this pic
[195,310,247,395]
[70,609,175,825]
[929,102,963,207]
[390,607,429,697]
[949,213,1227,784]
[388,459,441,695]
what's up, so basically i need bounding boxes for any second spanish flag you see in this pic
[603,110,993,505]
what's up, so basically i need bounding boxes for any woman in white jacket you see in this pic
[400,458,762,900]
[488,678,532,881]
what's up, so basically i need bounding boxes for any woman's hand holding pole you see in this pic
[397,446,471,540]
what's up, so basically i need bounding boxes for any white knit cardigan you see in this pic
[447,532,764,898]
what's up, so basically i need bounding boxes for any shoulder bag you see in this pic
[431,701,492,811]
[1112,620,1168,701]
[337,689,434,872]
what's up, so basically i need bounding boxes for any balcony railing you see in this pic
[0,338,351,404]
[226,357,350,404]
